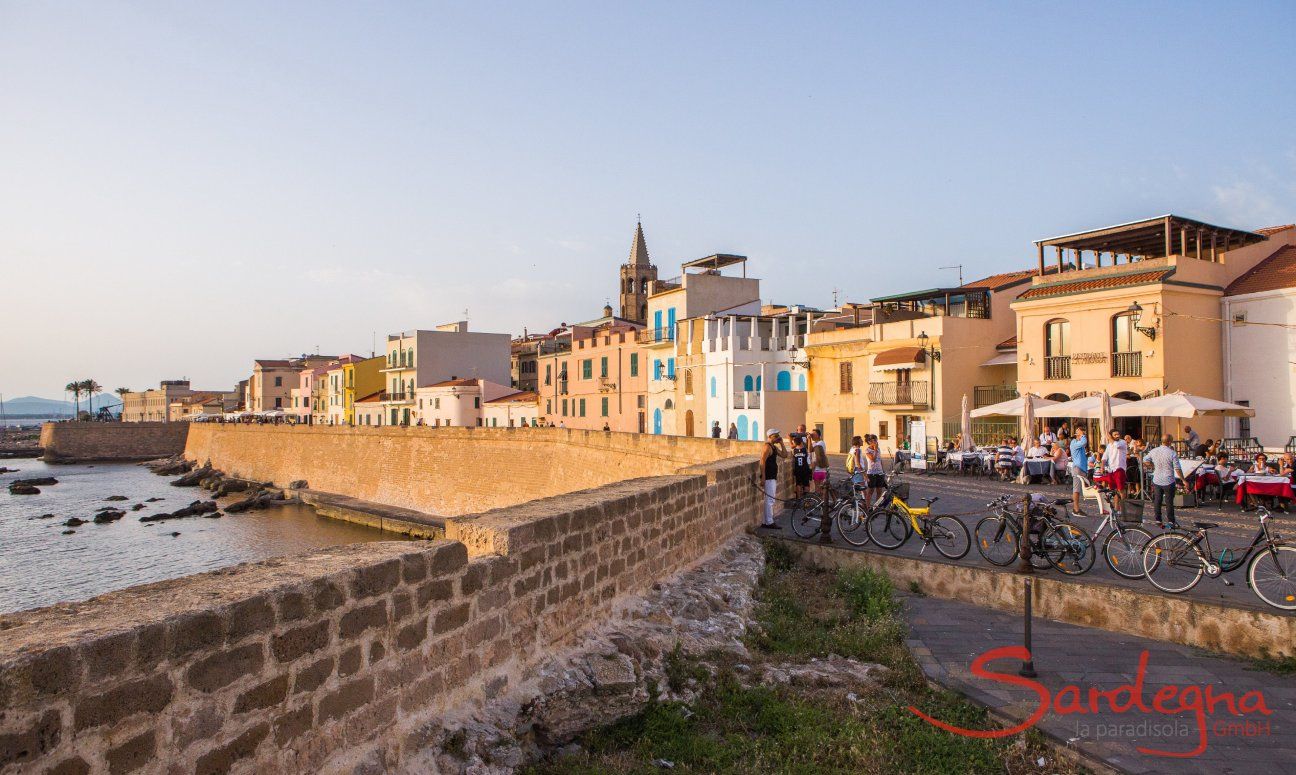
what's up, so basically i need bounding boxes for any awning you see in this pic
[872,347,925,371]
[981,351,1017,367]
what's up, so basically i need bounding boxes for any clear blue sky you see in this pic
[3,1,1294,398]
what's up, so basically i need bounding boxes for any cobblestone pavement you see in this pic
[770,457,1294,612]
[902,591,1296,774]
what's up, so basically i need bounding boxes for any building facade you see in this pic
[1013,215,1279,441]
[380,322,511,426]
[246,356,337,413]
[1221,229,1296,449]
[414,378,514,427]
[483,391,541,428]
[537,321,646,431]
[323,355,384,426]
[121,381,228,422]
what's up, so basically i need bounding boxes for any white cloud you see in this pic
[1210,181,1288,227]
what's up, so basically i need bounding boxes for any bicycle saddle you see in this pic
[1053,498,1070,506]
[921,496,939,505]
[1193,521,1218,530]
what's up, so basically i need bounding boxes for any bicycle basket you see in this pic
[893,482,911,501]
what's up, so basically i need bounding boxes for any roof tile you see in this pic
[1016,270,1172,301]
[1225,245,1296,296]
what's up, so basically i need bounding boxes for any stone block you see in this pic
[400,552,427,585]
[416,579,453,607]
[168,611,226,660]
[186,643,264,693]
[338,645,362,678]
[105,729,154,774]
[432,603,469,635]
[426,542,468,577]
[272,621,330,663]
[275,590,310,622]
[311,579,347,612]
[395,618,428,652]
[44,756,90,775]
[75,675,174,731]
[193,722,268,775]
[349,559,401,600]
[339,600,388,640]
[392,590,412,621]
[226,596,276,642]
[233,674,289,713]
[292,655,334,694]
[0,709,61,769]
[317,676,375,724]
[79,632,134,685]
[273,703,313,746]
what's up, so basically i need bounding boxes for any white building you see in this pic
[1222,230,1296,450]
[380,321,511,426]
[354,389,385,427]
[642,254,762,435]
[691,307,825,441]
[483,390,541,428]
[415,378,514,427]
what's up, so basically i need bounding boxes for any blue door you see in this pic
[736,415,749,440]
[710,376,717,397]
[798,374,807,391]
[743,375,754,391]
[653,310,663,340]
[776,371,791,391]
[653,408,662,434]
[755,375,762,391]
[752,421,759,440]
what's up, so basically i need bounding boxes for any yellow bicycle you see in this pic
[865,479,971,559]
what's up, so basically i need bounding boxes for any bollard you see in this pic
[1019,577,1037,678]
[1016,493,1035,574]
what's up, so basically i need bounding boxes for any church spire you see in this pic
[628,218,650,266]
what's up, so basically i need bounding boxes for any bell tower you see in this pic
[618,218,657,324]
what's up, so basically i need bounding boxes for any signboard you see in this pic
[1071,352,1108,365]
[909,420,927,469]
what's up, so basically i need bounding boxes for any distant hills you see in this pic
[1,395,123,417]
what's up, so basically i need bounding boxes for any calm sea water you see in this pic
[0,459,404,614]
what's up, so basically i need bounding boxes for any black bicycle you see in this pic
[787,478,871,546]
[1141,506,1296,610]
[974,494,1096,575]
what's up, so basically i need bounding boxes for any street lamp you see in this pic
[1127,301,1158,341]
[917,332,941,362]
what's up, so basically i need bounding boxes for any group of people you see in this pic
[757,424,833,534]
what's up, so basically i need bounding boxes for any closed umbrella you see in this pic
[960,394,973,451]
[1017,394,1036,483]
[1098,391,1114,442]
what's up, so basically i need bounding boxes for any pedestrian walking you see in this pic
[727,423,739,440]
[1143,435,1185,529]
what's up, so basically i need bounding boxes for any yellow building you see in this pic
[326,355,385,426]
[805,274,1029,453]
[1013,215,1284,440]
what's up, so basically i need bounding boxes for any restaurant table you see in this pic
[1180,459,1209,478]
[1024,459,1056,479]
[1234,474,1295,504]
[1192,470,1222,492]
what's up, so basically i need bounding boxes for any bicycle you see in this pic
[974,494,1097,575]
[788,477,871,546]
[865,477,971,559]
[1141,507,1296,610]
[1069,486,1154,579]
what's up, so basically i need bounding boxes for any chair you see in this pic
[1076,474,1110,517]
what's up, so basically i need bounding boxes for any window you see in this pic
[710,376,717,397]
[601,397,609,416]
[274,376,282,387]
[839,363,853,394]
[667,358,675,379]
[630,353,639,377]
[1238,400,1251,439]
[667,308,676,340]
[653,310,663,340]
[434,397,441,409]
[579,398,587,417]
[684,369,693,395]
[545,364,552,385]
[562,399,568,416]
[1045,319,1070,357]
[597,356,607,378]
[879,421,889,439]
[546,400,552,413]
[653,359,663,380]
[743,374,754,391]
[579,359,590,379]
[474,397,480,408]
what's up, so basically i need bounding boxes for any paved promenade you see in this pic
[902,591,1296,774]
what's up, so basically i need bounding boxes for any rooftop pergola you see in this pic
[1033,215,1266,274]
[681,253,748,276]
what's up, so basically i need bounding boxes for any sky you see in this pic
[3,1,1295,399]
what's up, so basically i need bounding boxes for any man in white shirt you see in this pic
[1039,426,1057,448]
[1103,429,1129,507]
[1143,435,1185,528]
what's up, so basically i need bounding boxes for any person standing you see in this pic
[1068,427,1091,515]
[1184,425,1201,452]
[846,435,866,487]
[1039,425,1057,448]
[791,435,811,500]
[1143,435,1186,529]
[1058,422,1071,445]
[864,434,886,508]
[758,429,788,530]
[727,423,739,440]
[711,421,721,439]
[1103,429,1129,509]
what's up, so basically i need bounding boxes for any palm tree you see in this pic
[81,380,102,419]
[65,381,81,420]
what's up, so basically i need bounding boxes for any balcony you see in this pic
[733,391,762,410]
[1044,356,1071,380]
[384,392,412,403]
[637,327,675,345]
[1112,351,1142,377]
[868,381,930,406]
[973,385,1019,408]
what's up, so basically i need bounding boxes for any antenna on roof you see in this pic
[940,264,964,286]
[832,287,839,308]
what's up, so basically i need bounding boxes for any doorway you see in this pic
[838,417,854,453]
[685,410,695,437]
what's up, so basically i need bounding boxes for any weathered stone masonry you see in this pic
[40,422,190,463]
[0,429,771,774]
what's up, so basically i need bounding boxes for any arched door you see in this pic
[776,371,791,391]
[653,408,662,435]
[685,410,695,437]
[736,415,749,440]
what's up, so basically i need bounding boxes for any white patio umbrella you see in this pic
[1035,394,1131,419]
[969,394,1058,418]
[959,394,973,451]
[1111,391,1256,419]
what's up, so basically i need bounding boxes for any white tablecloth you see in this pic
[1180,459,1209,478]
[1024,459,1055,477]
[1236,474,1290,485]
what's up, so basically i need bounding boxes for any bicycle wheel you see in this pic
[1103,526,1152,579]
[975,515,1019,566]
[789,496,823,539]
[1042,523,1095,575]
[866,508,911,550]
[1248,545,1296,611]
[1142,532,1204,594]
[929,516,971,560]
[837,499,872,547]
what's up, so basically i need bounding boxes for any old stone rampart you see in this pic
[40,422,190,463]
[0,428,773,773]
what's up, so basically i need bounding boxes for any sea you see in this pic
[0,459,406,614]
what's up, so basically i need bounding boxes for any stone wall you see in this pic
[0,451,767,773]
[183,424,764,516]
[40,422,190,463]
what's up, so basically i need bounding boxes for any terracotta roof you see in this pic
[1225,245,1296,296]
[253,359,294,368]
[996,336,1017,351]
[356,390,385,403]
[963,270,1036,291]
[426,378,480,389]
[873,347,926,367]
[1016,270,1172,301]
[1256,225,1294,236]
[485,391,539,404]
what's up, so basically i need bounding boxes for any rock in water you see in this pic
[9,484,40,495]
[288,480,308,490]
[62,529,76,535]
[142,500,216,520]
[139,513,172,523]
[104,495,129,501]
[64,517,86,527]
[170,465,212,487]
[203,511,223,519]
[93,509,126,524]
[145,497,164,502]
[171,532,181,537]
[37,513,56,519]
[131,503,145,511]
[12,477,57,487]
